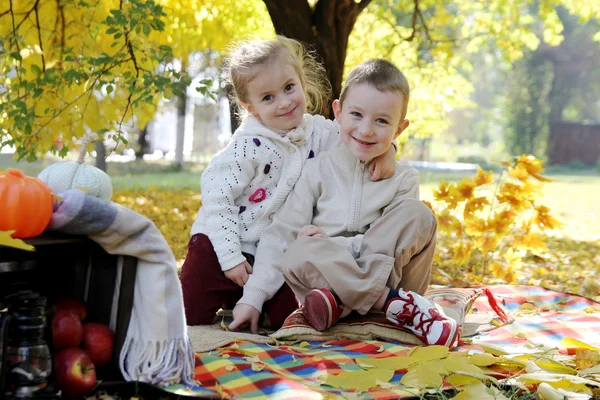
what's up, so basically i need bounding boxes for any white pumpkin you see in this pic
[38,136,113,201]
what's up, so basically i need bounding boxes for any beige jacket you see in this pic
[239,145,420,312]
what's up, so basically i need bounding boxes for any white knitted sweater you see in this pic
[191,114,340,271]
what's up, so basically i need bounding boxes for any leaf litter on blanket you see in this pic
[400,363,443,389]
[451,382,509,400]
[324,368,394,391]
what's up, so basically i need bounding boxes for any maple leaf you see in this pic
[463,196,489,219]
[0,231,35,251]
[452,243,473,266]
[472,167,494,186]
[534,205,562,230]
[452,382,510,399]
[514,155,553,182]
[434,180,451,201]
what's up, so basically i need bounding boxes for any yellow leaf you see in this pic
[559,338,600,352]
[298,341,310,348]
[312,356,324,362]
[324,368,394,391]
[251,362,265,372]
[400,363,443,389]
[575,349,600,370]
[225,365,234,371]
[220,354,230,359]
[443,355,485,374]
[0,231,35,251]
[376,379,396,389]
[452,382,510,399]
[469,353,499,367]
[472,167,494,186]
[408,345,450,362]
[446,373,481,387]
[356,356,412,370]
[515,332,527,339]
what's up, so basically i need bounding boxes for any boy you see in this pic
[229,59,458,347]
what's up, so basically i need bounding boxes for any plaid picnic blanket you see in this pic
[165,285,600,399]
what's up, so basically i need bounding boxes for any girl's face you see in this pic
[242,56,306,132]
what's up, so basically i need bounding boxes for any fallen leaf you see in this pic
[356,356,412,370]
[299,341,310,348]
[312,356,324,362]
[536,382,592,400]
[408,345,450,362]
[443,354,485,374]
[376,379,396,389]
[515,332,527,339]
[377,346,385,353]
[220,354,230,359]
[251,362,265,372]
[513,355,578,375]
[559,337,600,352]
[451,382,509,399]
[469,353,499,367]
[225,365,234,371]
[324,368,394,391]
[400,363,443,389]
[0,231,35,251]
[575,349,600,370]
[445,374,482,387]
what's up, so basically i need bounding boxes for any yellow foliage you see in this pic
[429,155,560,284]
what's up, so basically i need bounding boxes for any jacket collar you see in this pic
[233,115,313,145]
[331,144,370,173]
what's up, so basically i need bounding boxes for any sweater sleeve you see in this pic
[239,161,319,312]
[313,115,341,152]
[381,168,420,216]
[200,138,258,271]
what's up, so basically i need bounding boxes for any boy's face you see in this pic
[242,56,306,132]
[333,83,409,162]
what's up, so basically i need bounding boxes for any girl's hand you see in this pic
[229,304,260,333]
[298,225,328,239]
[224,261,253,287]
[370,144,397,181]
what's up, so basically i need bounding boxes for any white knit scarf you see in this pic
[48,189,195,386]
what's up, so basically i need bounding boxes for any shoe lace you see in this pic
[410,306,442,339]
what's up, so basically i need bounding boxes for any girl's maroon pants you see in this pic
[180,233,298,328]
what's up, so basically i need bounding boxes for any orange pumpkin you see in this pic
[0,169,54,238]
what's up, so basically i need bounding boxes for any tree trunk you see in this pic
[174,93,187,171]
[262,0,372,116]
[95,140,107,172]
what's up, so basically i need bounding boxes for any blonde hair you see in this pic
[340,59,410,120]
[224,36,332,119]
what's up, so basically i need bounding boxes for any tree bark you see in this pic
[262,0,372,116]
[95,140,107,172]
[174,93,186,171]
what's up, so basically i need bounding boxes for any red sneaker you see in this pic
[384,290,459,348]
[303,288,343,331]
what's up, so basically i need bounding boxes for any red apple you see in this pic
[52,310,83,349]
[54,347,97,398]
[81,323,115,367]
[55,297,87,320]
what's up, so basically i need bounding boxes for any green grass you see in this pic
[3,154,598,241]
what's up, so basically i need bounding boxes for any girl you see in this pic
[180,36,397,330]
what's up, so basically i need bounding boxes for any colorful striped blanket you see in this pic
[166,285,600,399]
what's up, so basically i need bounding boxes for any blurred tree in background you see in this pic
[1,0,599,161]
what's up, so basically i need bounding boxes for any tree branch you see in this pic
[34,2,46,72]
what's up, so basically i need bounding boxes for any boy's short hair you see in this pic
[339,59,410,120]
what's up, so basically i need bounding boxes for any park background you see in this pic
[1,0,599,301]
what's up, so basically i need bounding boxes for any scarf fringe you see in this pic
[119,337,196,386]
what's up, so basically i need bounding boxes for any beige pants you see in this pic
[281,199,436,315]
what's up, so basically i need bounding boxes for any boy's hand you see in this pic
[370,144,397,181]
[224,261,253,287]
[298,224,328,239]
[229,304,260,333]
